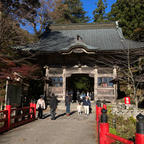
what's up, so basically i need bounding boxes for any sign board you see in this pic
[7,84,22,106]
[125,97,130,104]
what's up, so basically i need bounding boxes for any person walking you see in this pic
[49,93,59,120]
[77,102,82,115]
[36,95,45,119]
[77,90,80,103]
[65,92,72,116]
[83,96,91,116]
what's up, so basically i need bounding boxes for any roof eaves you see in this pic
[50,22,116,30]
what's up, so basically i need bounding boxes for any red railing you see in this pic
[10,106,34,128]
[0,110,8,133]
[0,102,36,133]
[106,133,133,144]
[96,100,144,144]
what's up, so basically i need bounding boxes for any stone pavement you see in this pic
[0,102,97,144]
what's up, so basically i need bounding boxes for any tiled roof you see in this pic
[18,23,144,52]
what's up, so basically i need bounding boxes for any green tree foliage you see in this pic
[0,0,45,36]
[53,0,89,24]
[0,15,37,50]
[108,0,144,41]
[67,76,94,92]
[93,0,107,22]
[74,77,90,91]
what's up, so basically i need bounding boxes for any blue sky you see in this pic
[24,0,117,34]
[81,0,117,22]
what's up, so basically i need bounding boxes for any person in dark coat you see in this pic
[83,96,91,115]
[49,93,59,120]
[65,93,72,116]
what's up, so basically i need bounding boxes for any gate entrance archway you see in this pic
[44,65,117,103]
[66,74,94,102]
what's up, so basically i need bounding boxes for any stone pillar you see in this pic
[62,67,66,100]
[94,67,98,101]
[113,66,117,102]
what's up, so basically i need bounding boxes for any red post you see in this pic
[96,101,98,120]
[135,113,144,144]
[33,101,36,119]
[100,108,109,144]
[29,101,33,119]
[103,104,107,109]
[100,123,110,144]
[100,108,115,144]
[96,100,102,122]
[6,104,11,130]
[103,100,107,110]
[96,100,102,133]
[135,134,144,144]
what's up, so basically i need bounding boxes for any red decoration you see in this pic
[125,97,131,104]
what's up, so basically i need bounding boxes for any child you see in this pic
[77,102,82,115]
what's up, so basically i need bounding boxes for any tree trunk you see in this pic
[133,86,138,109]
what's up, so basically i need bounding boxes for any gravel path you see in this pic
[0,105,97,144]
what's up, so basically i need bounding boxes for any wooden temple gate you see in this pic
[44,65,117,102]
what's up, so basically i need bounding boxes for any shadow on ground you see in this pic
[55,111,77,119]
[55,113,66,119]
[42,114,51,119]
[70,111,77,115]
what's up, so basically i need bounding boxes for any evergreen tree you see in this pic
[53,0,89,24]
[93,0,107,22]
[108,0,144,41]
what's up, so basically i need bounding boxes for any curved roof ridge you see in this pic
[65,41,99,50]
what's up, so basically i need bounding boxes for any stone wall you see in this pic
[110,103,144,119]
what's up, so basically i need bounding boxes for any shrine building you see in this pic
[19,23,144,102]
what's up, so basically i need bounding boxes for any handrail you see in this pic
[0,110,8,113]
[0,110,8,133]
[96,100,144,144]
[106,133,134,144]
[0,102,36,133]
[0,110,8,122]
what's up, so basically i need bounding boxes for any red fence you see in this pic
[96,100,144,144]
[0,102,36,133]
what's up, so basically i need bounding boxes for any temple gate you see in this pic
[44,65,117,102]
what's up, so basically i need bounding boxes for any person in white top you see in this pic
[36,95,45,119]
[77,102,82,115]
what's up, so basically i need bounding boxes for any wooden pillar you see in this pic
[113,66,117,102]
[62,68,66,100]
[0,11,2,21]
[44,66,49,97]
[94,67,98,101]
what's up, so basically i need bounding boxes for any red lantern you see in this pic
[125,97,130,104]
